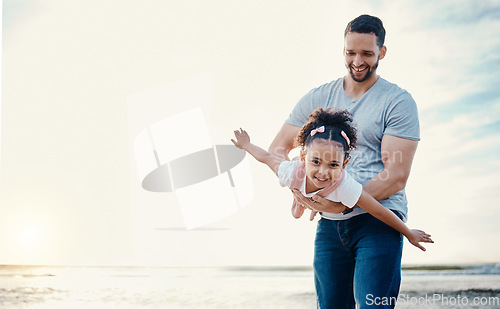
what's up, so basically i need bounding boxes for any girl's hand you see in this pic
[231,128,250,149]
[407,229,434,251]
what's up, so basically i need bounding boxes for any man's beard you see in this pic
[349,59,379,83]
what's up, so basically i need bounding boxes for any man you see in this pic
[269,15,420,308]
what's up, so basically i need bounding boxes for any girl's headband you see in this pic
[310,126,350,146]
[340,131,351,146]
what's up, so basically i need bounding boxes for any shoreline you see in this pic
[0,263,498,272]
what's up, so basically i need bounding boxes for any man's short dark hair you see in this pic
[344,15,386,48]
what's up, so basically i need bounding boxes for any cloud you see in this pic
[373,0,500,113]
[3,0,42,30]
[406,84,500,264]
[385,0,500,264]
[2,0,499,266]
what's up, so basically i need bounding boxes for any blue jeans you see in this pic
[314,213,403,309]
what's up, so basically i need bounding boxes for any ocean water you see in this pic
[0,264,499,309]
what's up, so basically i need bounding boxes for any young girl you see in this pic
[232,108,433,251]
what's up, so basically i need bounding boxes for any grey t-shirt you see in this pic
[286,77,419,221]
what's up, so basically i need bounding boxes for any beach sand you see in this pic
[0,265,498,308]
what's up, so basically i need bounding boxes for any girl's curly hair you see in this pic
[294,107,357,156]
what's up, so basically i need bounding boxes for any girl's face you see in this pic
[300,139,348,193]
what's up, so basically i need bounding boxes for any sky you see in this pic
[0,0,499,267]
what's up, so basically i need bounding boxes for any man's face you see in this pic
[344,32,386,83]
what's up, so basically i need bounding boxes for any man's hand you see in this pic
[291,189,347,216]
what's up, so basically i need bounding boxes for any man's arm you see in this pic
[268,123,301,160]
[362,134,418,200]
[290,134,418,214]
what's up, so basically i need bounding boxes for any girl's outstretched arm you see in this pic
[357,191,434,251]
[232,128,284,175]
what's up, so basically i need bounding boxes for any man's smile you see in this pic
[352,66,368,73]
